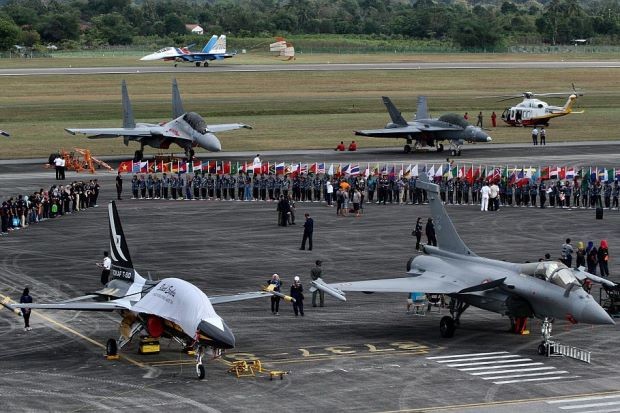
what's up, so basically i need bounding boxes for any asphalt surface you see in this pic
[0,145,619,412]
[1,61,620,76]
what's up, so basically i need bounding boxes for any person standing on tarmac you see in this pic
[300,213,313,250]
[97,251,112,285]
[425,218,437,246]
[561,238,574,268]
[19,287,33,331]
[413,217,423,250]
[311,260,324,307]
[290,276,305,316]
[115,173,123,200]
[267,274,282,315]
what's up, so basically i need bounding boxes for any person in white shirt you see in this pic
[97,251,112,285]
[480,182,490,211]
[54,156,63,180]
[59,157,66,180]
[253,154,261,165]
[489,183,500,211]
[325,180,333,206]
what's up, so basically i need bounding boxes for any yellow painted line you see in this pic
[0,294,145,369]
[373,390,620,413]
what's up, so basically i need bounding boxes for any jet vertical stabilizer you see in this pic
[381,97,408,127]
[201,35,218,53]
[209,35,227,54]
[108,201,145,284]
[121,80,135,129]
[416,174,477,257]
[172,78,185,118]
[415,96,429,120]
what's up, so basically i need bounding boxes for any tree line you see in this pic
[0,0,619,52]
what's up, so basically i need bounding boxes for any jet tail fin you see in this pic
[415,96,429,120]
[416,174,477,256]
[121,80,135,129]
[209,35,227,54]
[108,201,144,283]
[201,35,218,53]
[381,97,408,127]
[172,78,184,118]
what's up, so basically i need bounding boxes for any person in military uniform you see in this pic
[161,173,170,200]
[572,180,580,208]
[221,174,229,200]
[154,175,161,199]
[529,182,537,207]
[310,260,325,307]
[245,174,253,201]
[237,172,245,200]
[146,174,154,199]
[378,174,389,204]
[259,174,268,201]
[612,181,619,210]
[603,181,611,208]
[130,175,138,199]
[447,178,454,205]
[462,179,470,205]
[291,175,300,201]
[282,175,291,199]
[170,175,178,200]
[455,178,463,205]
[471,179,479,205]
[539,182,546,208]
[505,182,513,207]
[564,181,572,208]
[139,175,146,199]
[193,173,201,199]
[367,175,376,203]
[313,175,323,202]
[267,173,275,201]
[176,173,185,200]
[229,174,237,201]
[252,173,260,200]
[521,182,529,206]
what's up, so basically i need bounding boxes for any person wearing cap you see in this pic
[310,260,324,307]
[267,274,283,315]
[290,276,305,316]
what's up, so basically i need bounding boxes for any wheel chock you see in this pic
[105,354,120,361]
[269,370,289,380]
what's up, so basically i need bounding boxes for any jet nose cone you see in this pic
[579,299,615,325]
[198,319,236,349]
[486,135,492,142]
[140,54,155,61]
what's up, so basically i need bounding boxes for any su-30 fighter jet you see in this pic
[11,201,293,380]
[140,35,235,67]
[355,96,491,156]
[312,174,615,354]
[65,79,251,161]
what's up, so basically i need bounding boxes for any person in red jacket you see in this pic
[348,140,357,151]
[335,141,345,151]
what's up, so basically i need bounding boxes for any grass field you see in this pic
[0,57,619,159]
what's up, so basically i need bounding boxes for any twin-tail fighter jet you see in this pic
[65,79,251,162]
[0,130,9,137]
[355,96,492,156]
[140,35,235,67]
[312,174,615,354]
[11,201,292,379]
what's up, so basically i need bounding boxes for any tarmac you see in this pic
[0,144,619,412]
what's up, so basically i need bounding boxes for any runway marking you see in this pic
[373,390,620,413]
[426,351,575,385]
[0,293,145,369]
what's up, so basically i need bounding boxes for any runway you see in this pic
[1,61,620,76]
[0,145,619,412]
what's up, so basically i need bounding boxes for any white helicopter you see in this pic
[498,86,584,127]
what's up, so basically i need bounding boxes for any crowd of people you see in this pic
[120,170,620,214]
[0,180,100,235]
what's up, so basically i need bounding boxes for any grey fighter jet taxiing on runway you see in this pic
[355,96,491,156]
[11,201,292,380]
[0,130,9,137]
[312,175,615,354]
[65,79,251,162]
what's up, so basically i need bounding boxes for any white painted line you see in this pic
[548,394,620,404]
[470,366,556,376]
[482,370,568,380]
[559,401,620,410]
[574,408,620,413]
[493,375,580,385]
[448,358,532,367]
[426,351,509,360]
[459,362,544,371]
[434,355,521,363]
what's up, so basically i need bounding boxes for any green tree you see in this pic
[90,13,134,45]
[37,13,80,43]
[0,16,21,50]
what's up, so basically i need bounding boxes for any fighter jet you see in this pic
[11,201,292,380]
[0,130,9,137]
[65,79,251,161]
[312,174,615,354]
[355,96,491,156]
[140,35,235,67]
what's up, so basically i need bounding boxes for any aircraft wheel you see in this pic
[451,150,456,156]
[437,144,444,152]
[174,63,178,67]
[439,316,455,338]
[457,150,462,156]
[203,62,209,67]
[195,62,201,67]
[404,144,411,153]
[106,339,118,356]
[196,364,205,380]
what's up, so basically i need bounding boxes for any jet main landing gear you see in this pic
[449,141,462,156]
[439,298,469,338]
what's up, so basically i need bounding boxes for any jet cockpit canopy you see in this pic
[183,112,208,134]
[531,261,579,288]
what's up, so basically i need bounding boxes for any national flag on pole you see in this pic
[565,167,575,180]
[207,161,216,174]
[404,164,412,178]
[327,163,334,176]
[231,162,239,175]
[118,160,133,173]
[590,167,597,183]
[317,162,325,174]
[162,161,171,173]
[380,164,387,175]
[179,161,187,173]
[411,164,418,177]
[269,163,275,174]
[223,161,231,174]
[341,164,350,175]
[508,169,517,185]
[262,162,270,174]
[350,164,360,176]
[310,162,317,174]
[435,164,443,178]
[364,164,370,178]
[541,166,550,180]
[608,168,616,182]
[275,162,285,175]
[550,166,558,179]
[139,161,148,173]
[599,167,607,182]
[558,166,566,180]
[389,165,395,178]
[215,161,222,175]
[290,163,299,177]
[451,164,458,179]
[427,164,435,179]
[465,166,474,184]
[193,159,202,172]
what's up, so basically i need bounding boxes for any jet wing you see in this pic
[210,291,275,305]
[208,123,252,133]
[355,126,422,138]
[65,127,154,138]
[10,301,129,311]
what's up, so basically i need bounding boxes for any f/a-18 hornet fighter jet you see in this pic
[355,96,491,156]
[65,79,251,162]
[11,201,292,380]
[312,174,614,353]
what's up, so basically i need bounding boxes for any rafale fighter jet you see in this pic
[65,79,251,161]
[11,201,292,380]
[312,174,614,354]
[355,96,491,156]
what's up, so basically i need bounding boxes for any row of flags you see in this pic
[118,160,620,185]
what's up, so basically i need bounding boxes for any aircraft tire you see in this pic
[457,150,462,156]
[106,338,118,356]
[195,62,200,67]
[196,364,205,380]
[437,144,444,152]
[204,62,209,67]
[404,144,411,154]
[439,316,455,338]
